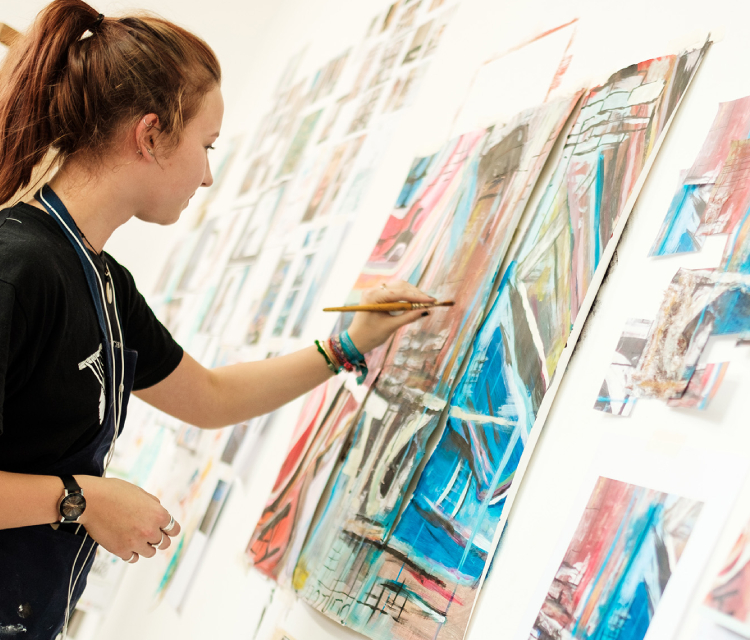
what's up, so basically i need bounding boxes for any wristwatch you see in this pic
[58,475,86,523]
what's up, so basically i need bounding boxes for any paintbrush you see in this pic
[323,301,455,313]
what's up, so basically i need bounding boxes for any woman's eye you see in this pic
[206,145,216,152]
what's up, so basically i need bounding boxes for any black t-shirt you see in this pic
[0,202,183,474]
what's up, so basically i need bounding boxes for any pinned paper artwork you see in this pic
[685,97,750,185]
[594,318,653,416]
[650,96,750,257]
[705,519,750,638]
[666,361,729,410]
[722,206,750,274]
[529,476,703,640]
[700,140,750,236]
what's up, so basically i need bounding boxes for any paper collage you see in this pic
[594,318,653,416]
[650,96,750,257]
[598,92,750,415]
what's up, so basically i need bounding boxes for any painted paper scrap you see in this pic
[648,176,711,256]
[701,140,750,236]
[666,361,729,410]
[594,318,653,416]
[631,269,750,399]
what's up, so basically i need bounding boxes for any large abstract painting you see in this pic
[293,94,584,638]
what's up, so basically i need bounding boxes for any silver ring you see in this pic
[149,532,166,549]
[126,553,137,563]
[162,515,176,534]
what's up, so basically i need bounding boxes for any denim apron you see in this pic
[0,186,137,639]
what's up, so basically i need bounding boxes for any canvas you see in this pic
[247,378,361,586]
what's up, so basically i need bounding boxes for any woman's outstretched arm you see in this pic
[134,281,434,428]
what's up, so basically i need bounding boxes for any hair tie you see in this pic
[80,14,104,41]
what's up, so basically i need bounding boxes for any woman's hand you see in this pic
[77,476,181,563]
[347,280,436,354]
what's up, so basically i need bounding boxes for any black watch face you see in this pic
[61,493,86,520]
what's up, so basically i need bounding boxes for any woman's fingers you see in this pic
[365,280,435,304]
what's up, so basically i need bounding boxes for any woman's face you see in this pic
[137,85,224,225]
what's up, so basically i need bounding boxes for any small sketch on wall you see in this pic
[529,476,703,640]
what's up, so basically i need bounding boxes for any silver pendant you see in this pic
[106,281,113,304]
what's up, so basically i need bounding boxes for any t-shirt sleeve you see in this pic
[0,280,27,435]
[110,262,184,391]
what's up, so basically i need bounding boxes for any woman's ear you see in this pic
[135,113,161,159]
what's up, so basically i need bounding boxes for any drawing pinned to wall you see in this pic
[403,20,433,64]
[529,476,703,640]
[594,318,653,416]
[245,256,293,345]
[705,518,750,638]
[199,264,251,335]
[277,109,324,178]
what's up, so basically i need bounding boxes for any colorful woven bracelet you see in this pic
[315,339,339,374]
[329,336,354,372]
[337,331,368,385]
[321,337,342,370]
[340,330,365,363]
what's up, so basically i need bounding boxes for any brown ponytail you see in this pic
[0,0,221,204]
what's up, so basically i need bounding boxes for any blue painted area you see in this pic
[387,264,545,583]
[395,155,436,208]
[649,183,707,256]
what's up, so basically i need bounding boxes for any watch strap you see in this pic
[60,475,82,495]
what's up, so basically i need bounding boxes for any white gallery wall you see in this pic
[3,1,750,640]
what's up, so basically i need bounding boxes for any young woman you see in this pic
[0,2,433,637]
